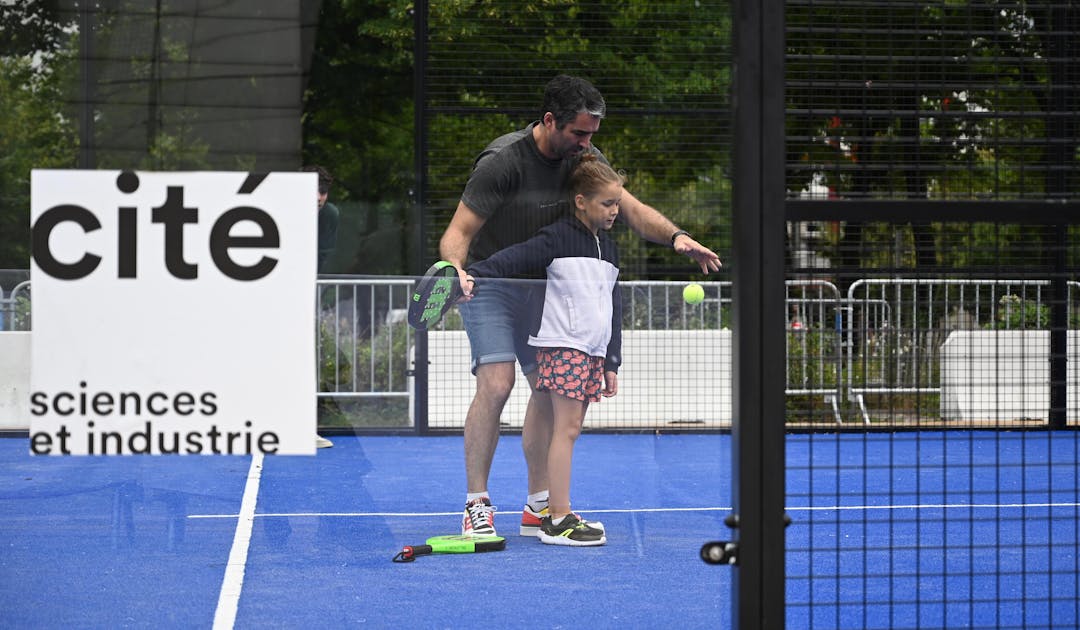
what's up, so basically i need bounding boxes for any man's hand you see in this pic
[440,201,487,301]
[602,371,619,397]
[456,269,475,302]
[674,233,723,274]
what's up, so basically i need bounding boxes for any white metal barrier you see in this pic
[315,277,415,400]
[0,280,31,332]
[7,276,1077,430]
[786,280,844,422]
[845,279,1079,424]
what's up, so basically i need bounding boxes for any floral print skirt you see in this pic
[534,347,605,403]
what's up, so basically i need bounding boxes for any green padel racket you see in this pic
[407,261,465,330]
[392,534,506,562]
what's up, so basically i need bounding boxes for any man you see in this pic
[306,165,340,275]
[305,164,339,449]
[439,75,722,536]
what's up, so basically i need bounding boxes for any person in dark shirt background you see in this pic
[304,164,339,274]
[304,164,339,449]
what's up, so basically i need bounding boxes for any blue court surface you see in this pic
[0,433,732,628]
[785,430,1080,629]
[3,430,1077,629]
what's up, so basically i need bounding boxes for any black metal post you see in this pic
[412,0,430,435]
[731,0,788,627]
[78,3,95,169]
[1046,4,1071,430]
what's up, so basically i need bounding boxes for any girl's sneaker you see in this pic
[538,513,606,546]
[521,503,605,537]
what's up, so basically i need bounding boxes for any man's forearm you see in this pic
[440,232,469,267]
[619,190,680,244]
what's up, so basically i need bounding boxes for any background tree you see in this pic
[0,2,78,269]
[302,0,733,278]
[786,2,1079,274]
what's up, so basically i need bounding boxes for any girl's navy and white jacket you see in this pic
[466,215,622,373]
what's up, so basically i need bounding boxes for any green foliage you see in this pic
[0,51,78,268]
[787,3,1079,275]
[306,1,734,278]
[989,294,1049,330]
[6,1,1076,280]
[2,295,33,332]
[317,313,414,427]
[303,1,416,203]
[318,314,413,392]
[786,328,842,390]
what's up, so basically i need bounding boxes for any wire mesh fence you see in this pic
[4,0,1080,626]
[784,1,1080,625]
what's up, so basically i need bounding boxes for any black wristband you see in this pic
[670,229,691,246]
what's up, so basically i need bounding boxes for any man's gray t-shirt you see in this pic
[460,121,607,269]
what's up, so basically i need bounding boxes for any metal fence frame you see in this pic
[0,281,31,332]
[9,276,1078,428]
[844,278,1080,425]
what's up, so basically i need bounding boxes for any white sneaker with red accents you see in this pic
[462,497,496,536]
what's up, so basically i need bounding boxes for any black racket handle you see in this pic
[392,544,433,562]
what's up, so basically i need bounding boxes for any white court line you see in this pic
[189,502,1080,520]
[188,507,728,519]
[212,452,264,630]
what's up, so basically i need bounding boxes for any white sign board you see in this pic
[30,170,316,455]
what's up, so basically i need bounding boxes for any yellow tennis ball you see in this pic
[683,283,705,305]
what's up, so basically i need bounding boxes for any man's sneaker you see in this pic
[538,513,606,547]
[520,503,605,537]
[315,435,333,449]
[461,497,497,536]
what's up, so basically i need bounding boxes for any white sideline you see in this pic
[212,452,264,630]
[186,501,1080,521]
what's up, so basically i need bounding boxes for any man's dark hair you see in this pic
[542,74,606,128]
[302,165,333,193]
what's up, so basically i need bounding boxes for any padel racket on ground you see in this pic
[407,261,465,330]
[392,534,506,562]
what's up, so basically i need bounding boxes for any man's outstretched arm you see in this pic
[618,189,723,274]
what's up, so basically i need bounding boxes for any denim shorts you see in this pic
[458,278,543,375]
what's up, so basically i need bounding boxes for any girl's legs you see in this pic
[547,392,589,520]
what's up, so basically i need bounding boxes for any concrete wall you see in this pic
[0,332,31,430]
[416,330,733,429]
[940,330,1080,422]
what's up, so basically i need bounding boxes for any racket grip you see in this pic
[409,544,433,556]
[392,544,434,563]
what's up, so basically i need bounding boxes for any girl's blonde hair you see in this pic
[568,152,625,199]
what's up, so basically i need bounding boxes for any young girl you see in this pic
[465,153,623,546]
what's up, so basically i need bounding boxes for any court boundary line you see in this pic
[212,452,264,630]
[188,502,1080,520]
[188,506,730,519]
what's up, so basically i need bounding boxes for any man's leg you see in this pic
[460,360,516,536]
[464,361,517,493]
[457,280,521,536]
